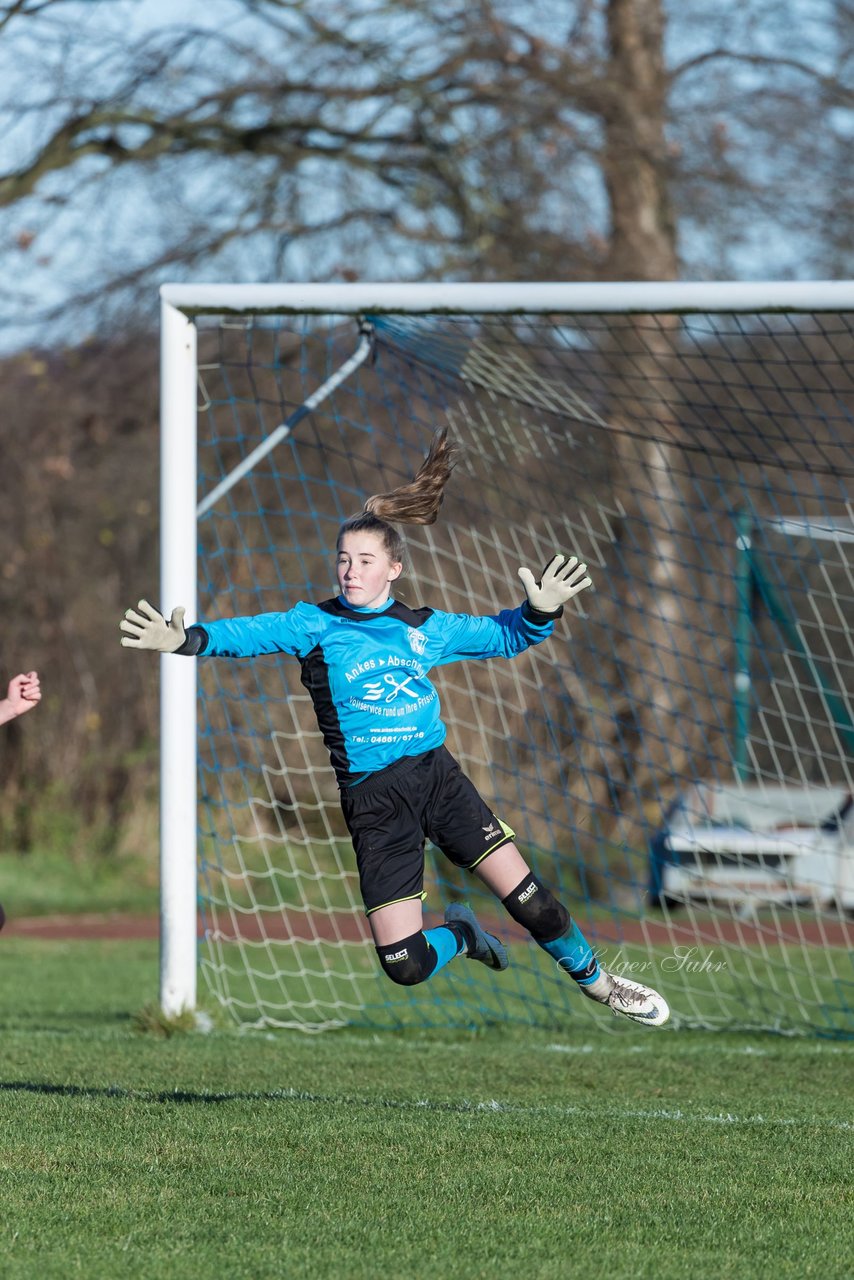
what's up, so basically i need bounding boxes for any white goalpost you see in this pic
[159,280,854,1035]
[159,299,198,1017]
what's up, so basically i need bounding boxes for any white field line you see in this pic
[543,1041,851,1057]
[336,1034,850,1058]
[2,1077,847,1129]
[261,1088,853,1131]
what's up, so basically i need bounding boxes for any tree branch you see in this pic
[671,46,854,98]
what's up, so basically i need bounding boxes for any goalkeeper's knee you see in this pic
[501,874,569,943]
[375,931,438,986]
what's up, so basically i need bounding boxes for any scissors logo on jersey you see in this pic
[362,673,420,703]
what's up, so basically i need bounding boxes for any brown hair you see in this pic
[337,428,459,565]
[363,428,459,526]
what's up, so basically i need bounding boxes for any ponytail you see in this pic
[337,429,459,565]
[363,428,458,526]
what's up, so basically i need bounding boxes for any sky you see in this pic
[0,0,850,353]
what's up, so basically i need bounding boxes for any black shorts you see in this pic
[339,745,515,915]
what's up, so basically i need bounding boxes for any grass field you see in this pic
[0,937,851,1279]
[0,848,158,918]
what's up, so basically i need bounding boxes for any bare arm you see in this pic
[0,671,41,725]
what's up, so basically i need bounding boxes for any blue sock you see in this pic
[423,925,463,976]
[538,919,602,986]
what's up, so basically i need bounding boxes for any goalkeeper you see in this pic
[121,431,669,1027]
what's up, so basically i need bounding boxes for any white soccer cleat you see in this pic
[605,974,670,1027]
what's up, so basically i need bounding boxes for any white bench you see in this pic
[651,784,854,913]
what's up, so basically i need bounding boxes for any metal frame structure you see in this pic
[159,279,854,1014]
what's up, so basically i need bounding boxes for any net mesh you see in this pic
[191,309,854,1035]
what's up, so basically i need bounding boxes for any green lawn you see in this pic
[0,849,158,918]
[0,938,851,1279]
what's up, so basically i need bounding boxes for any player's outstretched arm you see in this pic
[120,600,187,653]
[517,554,593,619]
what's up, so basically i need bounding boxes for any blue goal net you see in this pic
[189,305,853,1035]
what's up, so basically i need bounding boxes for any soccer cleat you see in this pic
[444,903,509,971]
[604,974,670,1027]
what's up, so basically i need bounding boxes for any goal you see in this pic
[159,282,854,1035]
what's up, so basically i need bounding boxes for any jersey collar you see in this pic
[335,595,396,615]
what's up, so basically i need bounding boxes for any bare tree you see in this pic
[0,0,850,340]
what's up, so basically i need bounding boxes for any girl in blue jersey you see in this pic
[121,431,669,1026]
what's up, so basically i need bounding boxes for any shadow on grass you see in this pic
[0,1011,136,1032]
[0,1080,295,1104]
[0,1080,485,1112]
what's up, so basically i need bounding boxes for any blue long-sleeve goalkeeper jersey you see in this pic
[183,595,555,786]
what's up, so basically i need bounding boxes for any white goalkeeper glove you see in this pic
[120,599,187,652]
[518,554,593,618]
